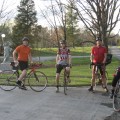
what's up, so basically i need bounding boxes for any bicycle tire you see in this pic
[63,70,68,95]
[0,70,17,91]
[113,81,120,111]
[28,71,48,92]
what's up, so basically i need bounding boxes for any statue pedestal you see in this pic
[0,63,12,71]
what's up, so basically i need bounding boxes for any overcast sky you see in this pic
[0,0,120,34]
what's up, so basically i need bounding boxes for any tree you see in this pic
[66,0,80,47]
[12,0,37,47]
[70,0,120,50]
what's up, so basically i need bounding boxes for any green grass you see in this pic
[38,56,119,86]
[32,47,91,56]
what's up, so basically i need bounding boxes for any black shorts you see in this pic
[56,64,69,74]
[18,61,28,71]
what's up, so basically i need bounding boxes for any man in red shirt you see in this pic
[13,37,32,90]
[88,37,108,92]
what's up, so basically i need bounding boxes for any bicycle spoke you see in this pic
[0,70,17,91]
[28,71,48,92]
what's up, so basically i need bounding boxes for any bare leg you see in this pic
[18,69,27,81]
[66,67,71,82]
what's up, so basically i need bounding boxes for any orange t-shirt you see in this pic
[15,45,31,61]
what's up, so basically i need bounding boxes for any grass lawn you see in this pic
[32,47,91,56]
[38,56,119,86]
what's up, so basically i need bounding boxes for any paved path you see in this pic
[109,46,120,60]
[0,86,115,120]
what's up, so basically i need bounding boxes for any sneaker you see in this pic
[88,86,94,92]
[16,80,22,87]
[21,84,27,90]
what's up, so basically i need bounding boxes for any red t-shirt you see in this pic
[15,45,31,61]
[91,46,107,63]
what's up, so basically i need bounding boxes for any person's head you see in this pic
[96,37,102,46]
[60,40,66,48]
[22,37,29,46]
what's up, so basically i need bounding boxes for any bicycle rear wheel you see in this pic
[113,82,120,111]
[28,71,48,92]
[0,70,17,91]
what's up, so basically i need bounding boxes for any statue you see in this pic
[2,41,12,63]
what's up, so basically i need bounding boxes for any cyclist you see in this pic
[110,67,120,98]
[13,37,33,90]
[88,37,108,92]
[55,40,72,92]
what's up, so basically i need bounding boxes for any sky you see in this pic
[0,0,120,34]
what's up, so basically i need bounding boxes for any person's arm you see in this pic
[67,49,72,66]
[103,53,107,64]
[28,52,33,63]
[56,54,59,64]
[68,54,72,65]
[90,47,94,63]
[90,53,93,63]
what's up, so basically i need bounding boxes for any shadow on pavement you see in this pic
[104,112,120,120]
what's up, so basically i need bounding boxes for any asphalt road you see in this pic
[0,86,117,120]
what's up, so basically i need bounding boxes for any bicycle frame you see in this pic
[10,63,47,92]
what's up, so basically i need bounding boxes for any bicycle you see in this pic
[113,79,120,111]
[56,64,70,95]
[63,65,69,95]
[90,63,108,92]
[0,62,48,92]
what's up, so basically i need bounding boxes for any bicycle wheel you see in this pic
[113,82,120,111]
[0,70,17,91]
[63,70,68,95]
[28,71,48,92]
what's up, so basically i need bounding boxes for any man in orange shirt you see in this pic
[13,37,32,90]
[88,37,108,92]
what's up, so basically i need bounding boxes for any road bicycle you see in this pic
[113,79,120,111]
[0,62,48,92]
[56,65,70,95]
[90,63,108,92]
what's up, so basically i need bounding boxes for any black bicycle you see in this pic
[0,62,48,92]
[113,79,120,111]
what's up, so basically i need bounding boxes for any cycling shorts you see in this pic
[18,61,28,71]
[56,64,69,74]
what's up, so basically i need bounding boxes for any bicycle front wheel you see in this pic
[28,71,48,92]
[0,70,17,91]
[113,82,120,111]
